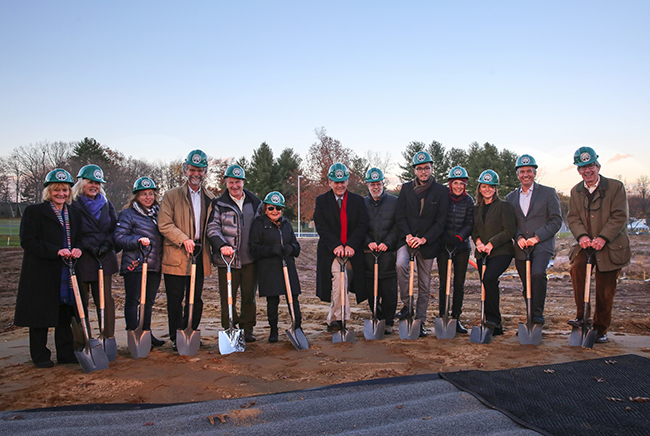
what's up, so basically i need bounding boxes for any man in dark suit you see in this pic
[505,154,562,325]
[314,163,369,332]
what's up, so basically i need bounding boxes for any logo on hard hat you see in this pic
[453,168,462,176]
[521,156,530,165]
[482,173,493,182]
[580,152,591,163]
[94,169,103,180]
[416,152,425,161]
[271,194,281,204]
[141,179,152,188]
[335,169,344,178]
[191,154,202,164]
[55,171,67,181]
[233,167,242,177]
[370,171,380,180]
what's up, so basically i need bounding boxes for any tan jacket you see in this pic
[568,175,630,272]
[158,182,215,276]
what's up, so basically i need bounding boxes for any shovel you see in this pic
[518,247,543,345]
[399,246,421,340]
[569,248,599,348]
[470,255,493,344]
[219,252,245,354]
[282,258,309,350]
[176,243,202,356]
[435,245,456,340]
[95,254,117,362]
[333,256,356,343]
[364,250,386,340]
[65,258,109,373]
[127,243,152,359]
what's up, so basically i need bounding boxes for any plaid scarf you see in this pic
[133,202,159,225]
[50,202,74,306]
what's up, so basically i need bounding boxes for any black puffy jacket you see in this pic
[364,192,398,278]
[115,207,163,274]
[440,194,474,253]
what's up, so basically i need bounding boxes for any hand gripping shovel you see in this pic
[470,255,493,344]
[127,243,152,359]
[569,249,599,348]
[219,253,245,354]
[518,247,543,345]
[435,245,457,340]
[333,257,356,343]
[364,250,386,340]
[399,247,422,340]
[95,254,117,361]
[65,258,109,373]
[176,243,202,356]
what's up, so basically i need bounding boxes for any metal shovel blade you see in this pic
[177,326,201,356]
[568,326,584,346]
[286,327,309,351]
[127,328,151,359]
[75,338,110,373]
[332,328,356,343]
[399,318,421,340]
[434,316,456,340]
[102,337,118,362]
[581,329,598,348]
[518,322,543,346]
[364,318,386,340]
[470,325,493,344]
[219,328,245,355]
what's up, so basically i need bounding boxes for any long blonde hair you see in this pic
[72,178,107,201]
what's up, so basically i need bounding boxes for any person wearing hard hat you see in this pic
[472,170,516,335]
[249,191,302,343]
[437,166,474,334]
[363,167,399,334]
[70,164,119,344]
[567,147,630,343]
[115,177,165,346]
[158,150,215,350]
[394,151,448,337]
[14,169,82,368]
[314,163,369,332]
[207,164,261,342]
[505,155,562,326]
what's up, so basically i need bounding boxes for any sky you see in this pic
[1,1,649,193]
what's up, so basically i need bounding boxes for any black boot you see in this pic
[268,324,279,343]
[455,319,468,334]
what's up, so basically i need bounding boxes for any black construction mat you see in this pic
[440,354,650,436]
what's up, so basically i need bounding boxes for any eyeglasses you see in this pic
[267,205,283,211]
[414,167,432,173]
[578,163,598,173]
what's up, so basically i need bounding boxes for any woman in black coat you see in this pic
[70,164,119,341]
[249,192,301,343]
[115,177,165,346]
[14,169,82,368]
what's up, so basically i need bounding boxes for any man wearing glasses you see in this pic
[394,151,448,337]
[567,147,630,344]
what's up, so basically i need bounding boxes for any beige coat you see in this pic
[158,182,215,276]
[568,175,630,272]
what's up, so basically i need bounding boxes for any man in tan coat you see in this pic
[158,150,215,349]
[567,146,630,343]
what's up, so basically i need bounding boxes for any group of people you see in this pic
[14,145,630,368]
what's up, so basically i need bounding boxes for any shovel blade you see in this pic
[399,318,421,340]
[176,328,201,356]
[434,317,456,340]
[127,329,151,359]
[75,338,110,373]
[582,329,598,348]
[363,319,386,340]
[218,328,245,355]
[518,322,543,346]
[102,337,118,362]
[470,325,493,344]
[568,326,584,346]
[286,328,309,350]
[332,328,356,343]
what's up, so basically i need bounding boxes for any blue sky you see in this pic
[1,1,648,191]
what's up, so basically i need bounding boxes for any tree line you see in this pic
[1,129,648,227]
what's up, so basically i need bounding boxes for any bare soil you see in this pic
[0,235,648,411]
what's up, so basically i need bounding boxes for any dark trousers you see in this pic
[81,274,115,337]
[365,275,398,327]
[437,249,470,318]
[515,250,553,319]
[480,255,513,326]
[570,249,620,335]
[29,304,76,365]
[218,263,257,332]
[164,259,204,342]
[124,271,162,331]
[267,295,302,328]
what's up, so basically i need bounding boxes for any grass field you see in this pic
[0,218,20,247]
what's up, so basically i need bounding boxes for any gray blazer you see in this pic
[505,182,562,261]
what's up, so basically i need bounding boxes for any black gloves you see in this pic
[270,245,283,257]
[95,240,113,258]
[282,245,294,257]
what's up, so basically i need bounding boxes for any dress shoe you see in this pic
[327,321,343,332]
[396,306,412,320]
[384,325,394,335]
[244,332,257,343]
[419,324,428,337]
[492,326,504,336]
[34,360,54,368]
[484,320,499,329]
[268,327,279,343]
[595,333,608,343]
[567,319,585,328]
[532,317,545,325]
[151,335,165,347]
[455,319,468,334]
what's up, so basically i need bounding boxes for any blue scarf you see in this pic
[80,193,106,219]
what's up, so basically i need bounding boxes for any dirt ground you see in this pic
[0,235,648,411]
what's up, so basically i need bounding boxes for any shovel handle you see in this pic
[446,258,452,297]
[98,267,105,310]
[525,258,532,300]
[283,265,294,304]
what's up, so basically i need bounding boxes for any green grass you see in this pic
[0,218,21,246]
